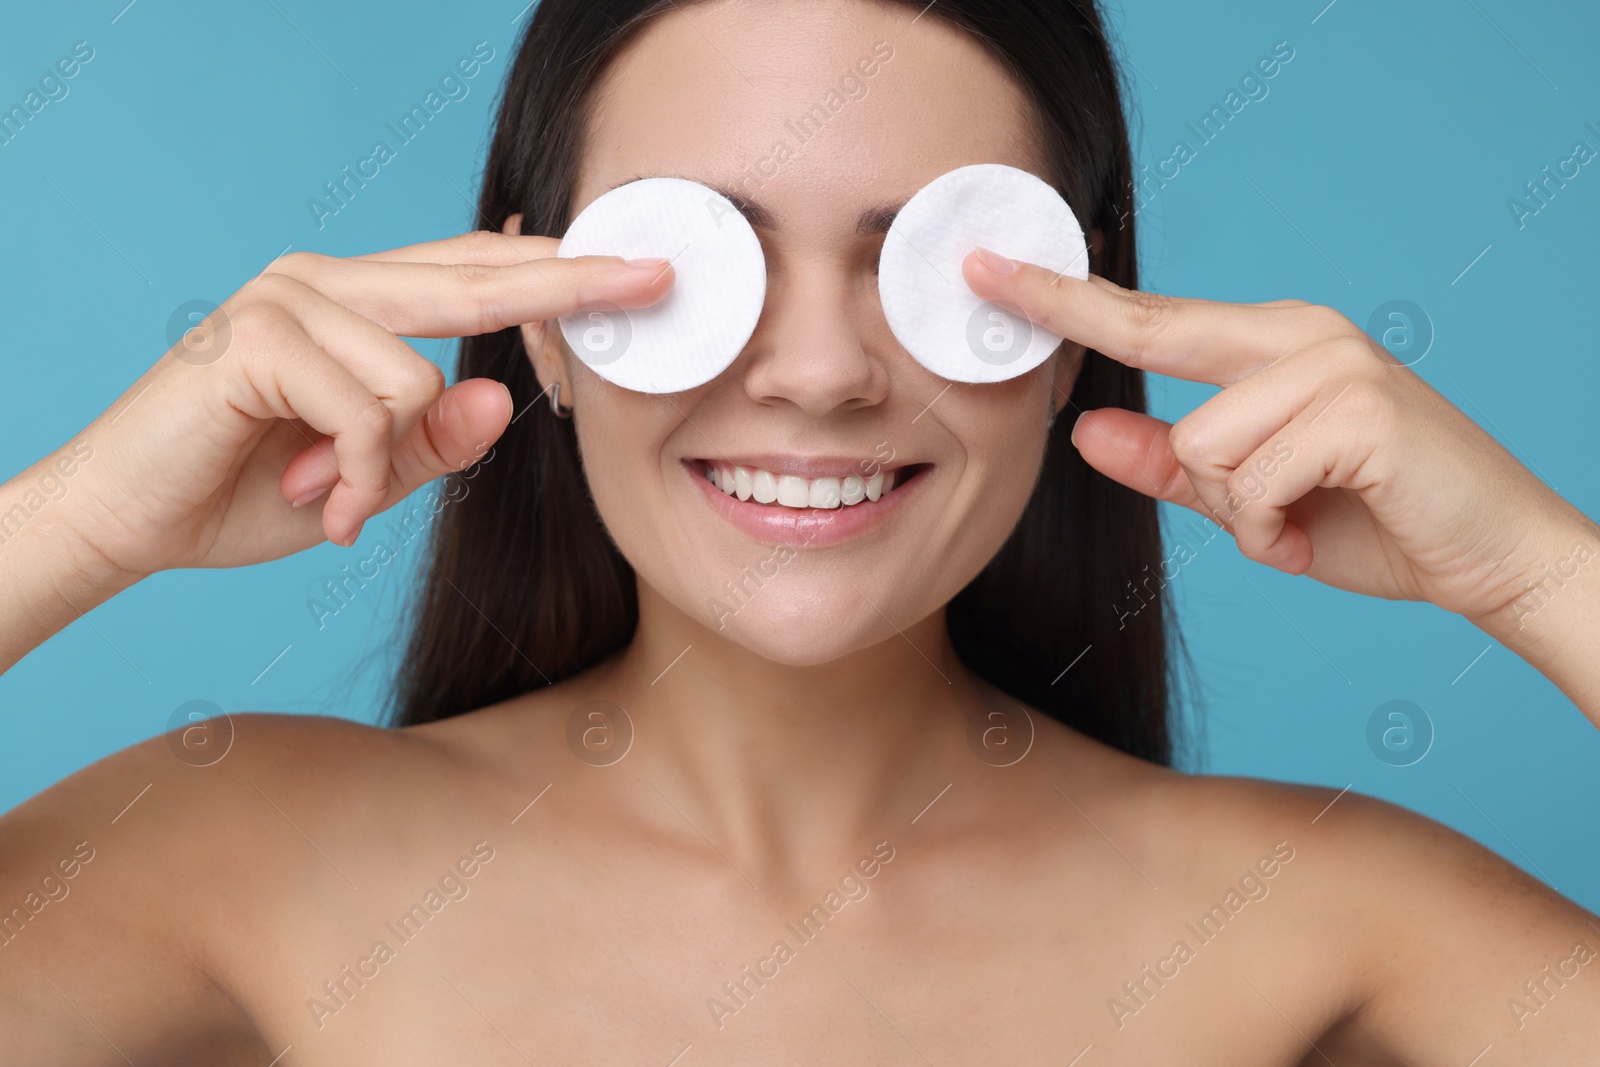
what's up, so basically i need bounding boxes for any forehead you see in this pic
[573,0,1045,227]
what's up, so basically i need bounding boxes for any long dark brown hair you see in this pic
[386,0,1182,766]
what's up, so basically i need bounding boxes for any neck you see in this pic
[593,580,986,875]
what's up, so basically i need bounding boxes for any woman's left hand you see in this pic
[963,248,1598,631]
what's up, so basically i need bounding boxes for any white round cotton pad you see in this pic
[556,177,767,394]
[878,163,1088,384]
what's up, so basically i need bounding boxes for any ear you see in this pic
[502,211,568,397]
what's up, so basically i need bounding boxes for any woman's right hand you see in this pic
[58,230,673,579]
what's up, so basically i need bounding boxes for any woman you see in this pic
[2,0,1597,1062]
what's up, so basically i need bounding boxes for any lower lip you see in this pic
[681,460,928,548]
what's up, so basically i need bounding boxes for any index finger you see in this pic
[962,249,1342,386]
[350,230,559,266]
[261,250,675,338]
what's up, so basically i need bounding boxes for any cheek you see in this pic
[570,387,693,563]
[956,378,1053,487]
[573,394,670,497]
[912,380,1053,570]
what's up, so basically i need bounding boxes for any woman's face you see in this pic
[519,0,1087,666]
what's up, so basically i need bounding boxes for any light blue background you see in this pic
[2,1,1597,909]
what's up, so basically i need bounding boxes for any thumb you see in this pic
[1071,407,1201,513]
[388,377,514,499]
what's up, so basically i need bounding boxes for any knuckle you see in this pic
[445,261,508,333]
[246,268,304,304]
[1331,377,1390,424]
[447,259,499,286]
[228,299,293,345]
[1128,290,1178,335]
[1222,468,1259,508]
[1123,291,1180,363]
[1166,416,1211,465]
[1301,303,1358,339]
[1323,334,1385,374]
[1041,267,1071,299]
[475,296,512,337]
[263,250,322,279]
[353,396,394,438]
[1029,277,1073,334]
[402,359,448,402]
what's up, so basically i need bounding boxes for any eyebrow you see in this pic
[612,174,906,235]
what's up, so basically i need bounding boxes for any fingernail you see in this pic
[975,247,1018,275]
[623,256,671,270]
[291,486,330,508]
[1070,410,1091,447]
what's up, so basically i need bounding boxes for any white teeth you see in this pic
[776,474,809,508]
[704,462,910,510]
[809,477,842,509]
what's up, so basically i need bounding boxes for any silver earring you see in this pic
[549,381,573,419]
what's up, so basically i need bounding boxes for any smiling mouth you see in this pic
[691,460,931,510]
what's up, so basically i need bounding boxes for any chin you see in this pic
[725,629,876,669]
[706,594,904,668]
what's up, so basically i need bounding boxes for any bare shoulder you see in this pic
[0,712,378,868]
[1101,749,1600,1057]
[0,710,497,1064]
[1046,724,1538,893]
[1141,764,1582,919]
[1,711,448,855]
[1102,749,1586,931]
[0,710,447,934]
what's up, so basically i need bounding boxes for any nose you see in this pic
[739,257,891,417]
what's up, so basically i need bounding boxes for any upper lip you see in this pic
[687,454,917,480]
